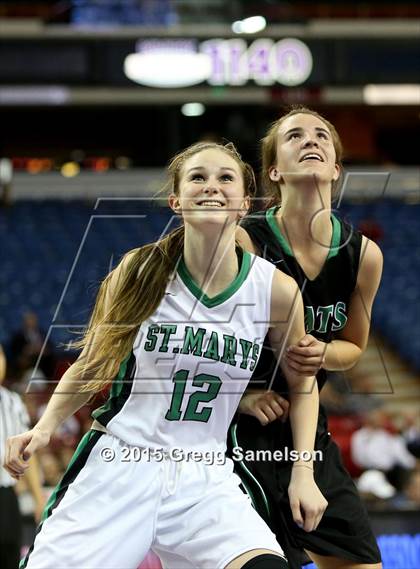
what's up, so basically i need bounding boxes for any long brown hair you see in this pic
[261,106,344,205]
[73,141,256,392]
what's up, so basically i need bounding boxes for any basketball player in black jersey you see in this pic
[230,108,383,569]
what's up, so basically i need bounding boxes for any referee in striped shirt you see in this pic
[0,345,45,569]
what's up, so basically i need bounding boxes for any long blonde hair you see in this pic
[261,106,344,206]
[73,141,256,392]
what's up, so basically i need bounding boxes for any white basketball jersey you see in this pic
[93,251,276,454]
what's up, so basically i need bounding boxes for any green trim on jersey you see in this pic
[265,207,293,256]
[265,207,342,260]
[328,214,341,259]
[177,250,252,308]
[91,351,135,426]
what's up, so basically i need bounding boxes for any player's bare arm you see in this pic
[269,269,319,458]
[286,237,383,374]
[323,236,383,371]
[269,269,328,533]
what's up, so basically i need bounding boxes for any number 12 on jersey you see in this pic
[165,370,222,423]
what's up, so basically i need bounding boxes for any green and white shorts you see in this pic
[22,430,284,569]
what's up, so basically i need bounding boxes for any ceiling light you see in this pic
[124,52,212,88]
[232,16,266,34]
[364,84,420,105]
[181,103,205,117]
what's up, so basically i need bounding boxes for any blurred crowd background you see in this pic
[0,1,419,568]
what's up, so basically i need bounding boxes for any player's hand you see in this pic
[4,428,50,480]
[285,335,326,376]
[288,466,328,532]
[238,390,289,425]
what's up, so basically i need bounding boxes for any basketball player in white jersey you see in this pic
[4,142,327,569]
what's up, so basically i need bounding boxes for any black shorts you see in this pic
[229,414,382,569]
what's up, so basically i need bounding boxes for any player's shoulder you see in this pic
[270,268,300,315]
[246,250,275,273]
[267,269,302,324]
[358,236,383,280]
[360,235,383,261]
[271,268,299,296]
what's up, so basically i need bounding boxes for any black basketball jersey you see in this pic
[241,206,362,393]
[229,209,381,567]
